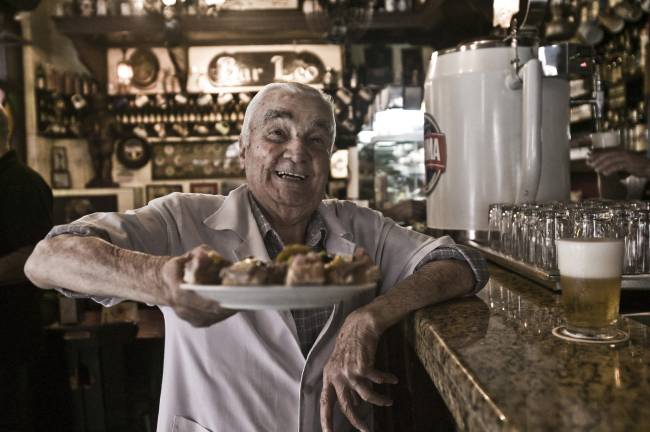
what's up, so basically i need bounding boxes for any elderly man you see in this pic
[26,82,488,432]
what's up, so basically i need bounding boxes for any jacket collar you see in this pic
[202,184,254,240]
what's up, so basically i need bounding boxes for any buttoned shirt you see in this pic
[246,192,489,359]
[247,192,333,358]
[47,185,489,432]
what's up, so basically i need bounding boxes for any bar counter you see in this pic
[407,264,650,431]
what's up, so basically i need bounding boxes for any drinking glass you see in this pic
[500,205,515,256]
[488,203,504,251]
[554,238,628,343]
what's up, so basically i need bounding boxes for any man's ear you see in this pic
[239,136,246,162]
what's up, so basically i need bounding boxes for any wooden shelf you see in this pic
[52,2,445,46]
[50,0,492,83]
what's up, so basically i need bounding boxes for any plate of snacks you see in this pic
[180,245,380,310]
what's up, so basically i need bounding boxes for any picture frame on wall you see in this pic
[146,184,183,203]
[190,182,219,195]
[51,146,72,189]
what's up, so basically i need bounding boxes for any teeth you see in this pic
[276,171,306,180]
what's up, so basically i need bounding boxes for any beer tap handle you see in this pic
[592,61,605,132]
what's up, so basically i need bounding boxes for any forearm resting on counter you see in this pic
[362,259,475,334]
[24,234,168,305]
[0,245,34,286]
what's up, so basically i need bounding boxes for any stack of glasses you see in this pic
[487,200,650,274]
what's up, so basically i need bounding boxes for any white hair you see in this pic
[239,82,336,151]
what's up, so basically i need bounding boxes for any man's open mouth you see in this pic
[275,170,307,181]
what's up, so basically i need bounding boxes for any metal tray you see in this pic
[466,240,650,292]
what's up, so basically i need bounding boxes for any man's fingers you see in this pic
[334,384,369,432]
[319,383,335,432]
[365,368,399,385]
[177,289,224,314]
[592,158,622,175]
[350,378,393,407]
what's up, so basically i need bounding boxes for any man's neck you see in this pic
[263,208,310,245]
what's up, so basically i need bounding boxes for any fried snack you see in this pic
[286,252,326,285]
[220,257,271,285]
[266,262,288,285]
[183,251,231,285]
[275,244,313,263]
[325,254,381,285]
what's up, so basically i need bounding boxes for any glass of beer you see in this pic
[555,238,628,343]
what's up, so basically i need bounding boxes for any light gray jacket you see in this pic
[53,185,463,432]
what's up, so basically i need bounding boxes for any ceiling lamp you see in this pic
[493,0,519,28]
[303,0,376,43]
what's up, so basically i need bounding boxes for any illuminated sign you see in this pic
[207,51,325,87]
[188,45,342,93]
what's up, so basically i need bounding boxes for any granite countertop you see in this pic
[409,264,650,432]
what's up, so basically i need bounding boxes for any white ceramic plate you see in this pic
[180,283,376,310]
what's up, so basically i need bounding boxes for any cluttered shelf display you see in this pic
[34,64,96,138]
[565,3,648,153]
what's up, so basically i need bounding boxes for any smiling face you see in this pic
[240,84,335,225]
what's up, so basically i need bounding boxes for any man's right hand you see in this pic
[588,150,650,178]
[159,245,236,327]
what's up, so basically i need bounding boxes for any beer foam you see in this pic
[556,239,624,279]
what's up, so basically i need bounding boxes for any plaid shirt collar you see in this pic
[247,191,327,259]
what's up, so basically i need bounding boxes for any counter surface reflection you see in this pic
[409,264,650,432]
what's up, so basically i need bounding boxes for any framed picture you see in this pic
[146,184,183,203]
[52,146,69,170]
[190,182,219,195]
[51,146,72,189]
[52,171,72,189]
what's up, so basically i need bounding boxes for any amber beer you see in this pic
[556,238,624,337]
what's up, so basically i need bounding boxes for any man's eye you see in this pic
[310,137,328,148]
[268,129,286,140]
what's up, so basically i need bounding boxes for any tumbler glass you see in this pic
[488,203,504,251]
[554,238,628,343]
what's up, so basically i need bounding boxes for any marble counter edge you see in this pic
[409,310,515,432]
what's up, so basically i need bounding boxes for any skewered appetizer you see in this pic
[183,244,381,286]
[285,252,326,286]
[220,258,274,285]
[325,254,381,285]
[183,251,231,284]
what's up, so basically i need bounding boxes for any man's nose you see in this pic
[283,134,308,161]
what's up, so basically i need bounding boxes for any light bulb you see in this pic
[116,60,134,84]
[493,0,519,28]
[162,0,177,6]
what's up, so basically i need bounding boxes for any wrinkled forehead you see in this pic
[253,88,333,128]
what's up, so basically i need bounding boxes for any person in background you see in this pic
[588,149,650,178]
[0,86,53,431]
[25,82,488,432]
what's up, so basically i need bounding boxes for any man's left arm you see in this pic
[321,247,485,432]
